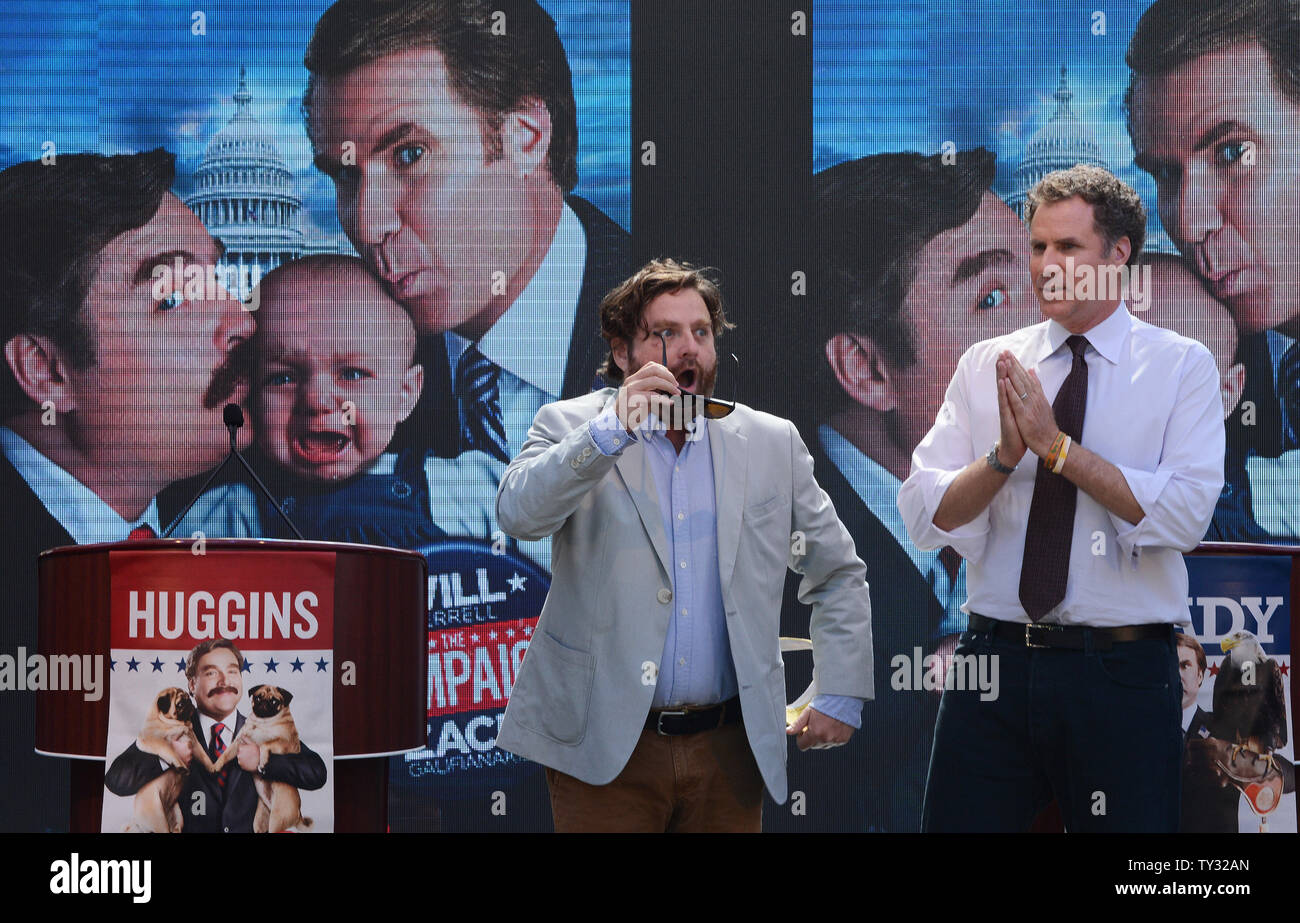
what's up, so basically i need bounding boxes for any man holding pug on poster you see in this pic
[105,639,327,833]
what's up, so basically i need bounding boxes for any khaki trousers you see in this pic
[545,722,764,832]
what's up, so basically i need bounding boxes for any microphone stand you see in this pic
[162,410,305,540]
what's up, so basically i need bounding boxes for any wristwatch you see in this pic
[986,441,1015,475]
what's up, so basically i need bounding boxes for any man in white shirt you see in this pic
[778,148,1040,832]
[0,149,256,830]
[898,165,1225,832]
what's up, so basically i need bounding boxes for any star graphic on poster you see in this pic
[290,658,304,672]
[264,658,279,673]
[109,660,115,672]
[508,573,527,593]
[1280,662,1290,677]
[126,658,140,672]
[315,658,329,672]
[471,633,480,643]
[1209,663,1219,676]
[150,658,164,672]
[489,630,498,640]
[175,659,187,673]
[241,659,253,673]
[506,629,516,639]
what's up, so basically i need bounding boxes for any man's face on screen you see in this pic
[66,194,253,479]
[190,647,243,720]
[891,193,1037,448]
[1129,42,1300,337]
[308,47,546,342]
[1177,646,1203,710]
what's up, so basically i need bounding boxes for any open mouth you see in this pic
[291,430,351,465]
[677,368,697,391]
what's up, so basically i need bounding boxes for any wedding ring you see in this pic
[1018,392,1028,400]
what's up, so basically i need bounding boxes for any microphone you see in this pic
[162,404,305,540]
[224,403,244,447]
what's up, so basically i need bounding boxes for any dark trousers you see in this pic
[921,623,1182,832]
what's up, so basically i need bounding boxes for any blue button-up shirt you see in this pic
[588,406,862,726]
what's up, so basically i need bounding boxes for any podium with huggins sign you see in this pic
[35,538,426,833]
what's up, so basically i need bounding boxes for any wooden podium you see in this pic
[36,538,427,833]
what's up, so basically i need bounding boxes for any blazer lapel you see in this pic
[614,445,672,581]
[709,415,747,590]
[608,393,672,580]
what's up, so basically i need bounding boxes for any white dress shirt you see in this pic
[424,201,588,573]
[897,303,1224,627]
[0,426,161,544]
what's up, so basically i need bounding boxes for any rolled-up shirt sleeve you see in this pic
[1107,345,1225,557]
[898,349,992,562]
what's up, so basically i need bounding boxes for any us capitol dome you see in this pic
[185,67,349,279]
[1006,66,1108,219]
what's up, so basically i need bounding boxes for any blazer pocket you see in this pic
[745,493,787,521]
[515,630,596,745]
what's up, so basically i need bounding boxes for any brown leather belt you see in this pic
[968,612,1174,652]
[645,695,743,736]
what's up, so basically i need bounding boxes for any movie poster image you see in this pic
[1181,555,1295,833]
[101,550,334,833]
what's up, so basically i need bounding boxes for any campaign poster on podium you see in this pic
[101,549,335,834]
[1182,554,1295,834]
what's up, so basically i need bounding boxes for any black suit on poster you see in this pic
[0,451,74,832]
[104,711,327,833]
[768,439,942,833]
[1180,706,1297,833]
[393,194,633,458]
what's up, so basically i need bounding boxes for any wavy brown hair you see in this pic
[597,258,734,385]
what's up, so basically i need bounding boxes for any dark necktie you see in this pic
[454,346,511,464]
[126,524,156,541]
[1019,335,1089,622]
[210,722,228,788]
[1279,342,1300,452]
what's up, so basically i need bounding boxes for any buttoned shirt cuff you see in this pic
[588,405,635,456]
[810,693,863,729]
[1107,465,1174,561]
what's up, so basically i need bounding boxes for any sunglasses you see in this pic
[657,331,737,420]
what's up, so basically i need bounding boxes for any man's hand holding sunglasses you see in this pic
[614,361,682,435]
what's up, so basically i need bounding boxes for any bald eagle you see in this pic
[1213,630,1289,770]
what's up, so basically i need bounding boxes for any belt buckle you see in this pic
[1025,623,1050,649]
[656,709,688,735]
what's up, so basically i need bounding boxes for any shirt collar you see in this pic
[0,426,161,545]
[1038,301,1131,365]
[448,201,587,399]
[818,424,936,579]
[197,709,240,743]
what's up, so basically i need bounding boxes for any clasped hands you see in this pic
[995,351,1061,468]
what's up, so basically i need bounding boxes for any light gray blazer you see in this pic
[494,388,872,802]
